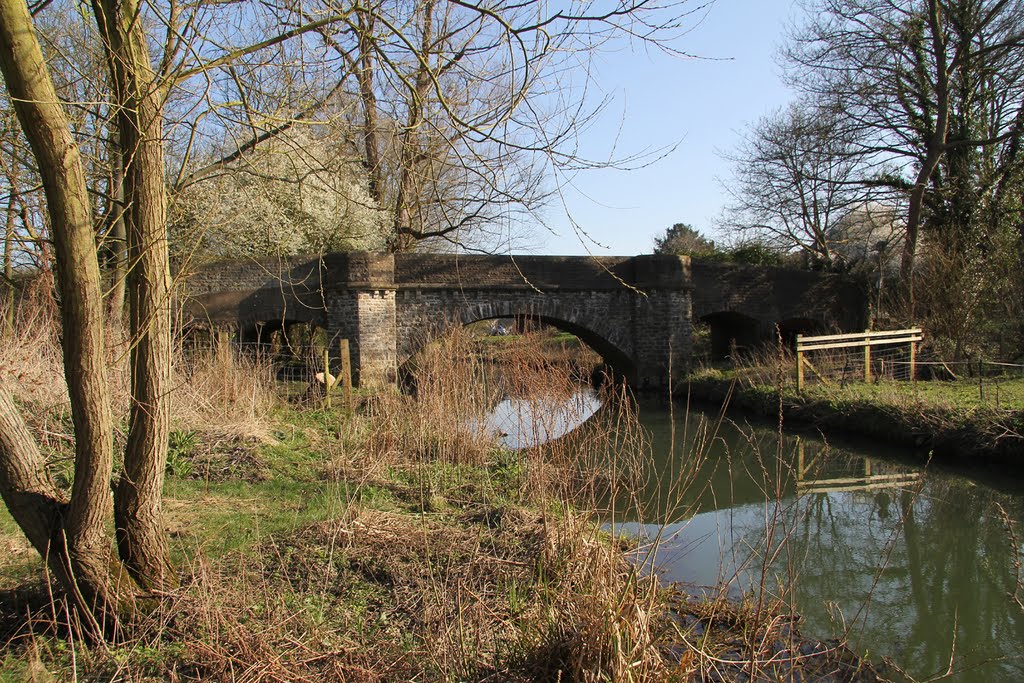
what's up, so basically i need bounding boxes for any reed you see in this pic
[0,316,891,681]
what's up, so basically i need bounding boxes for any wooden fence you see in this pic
[795,328,923,391]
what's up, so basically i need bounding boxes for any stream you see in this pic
[486,389,1024,682]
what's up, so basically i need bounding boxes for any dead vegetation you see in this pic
[0,305,890,682]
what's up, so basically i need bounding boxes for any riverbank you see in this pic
[0,324,899,681]
[0,399,891,682]
[682,367,1024,467]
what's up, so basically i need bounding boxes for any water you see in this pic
[488,391,1024,681]
[631,401,1024,682]
[480,389,603,449]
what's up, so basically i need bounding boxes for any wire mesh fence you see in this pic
[796,329,922,390]
[791,328,1024,407]
[176,326,336,403]
[797,342,919,386]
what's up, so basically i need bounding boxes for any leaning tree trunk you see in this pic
[0,0,133,636]
[900,0,952,318]
[92,0,176,593]
[356,8,385,206]
[3,185,15,334]
[390,0,436,252]
[0,389,135,637]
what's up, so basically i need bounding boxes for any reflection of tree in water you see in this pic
[726,465,1024,681]
[638,407,1024,681]
[896,479,1024,680]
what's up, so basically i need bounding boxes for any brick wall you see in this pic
[177,251,864,388]
[394,286,692,387]
[690,260,867,331]
[353,290,397,388]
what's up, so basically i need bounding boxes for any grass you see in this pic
[0,314,893,682]
[689,357,1024,463]
[0,508,36,591]
[694,342,1024,410]
[805,375,1024,411]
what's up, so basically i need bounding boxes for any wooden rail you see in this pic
[796,328,923,391]
[796,448,920,494]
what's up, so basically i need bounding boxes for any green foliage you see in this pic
[166,429,198,477]
[653,223,717,256]
[691,242,784,266]
[723,243,783,266]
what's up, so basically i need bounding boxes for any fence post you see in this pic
[216,329,230,363]
[340,338,353,412]
[979,357,984,402]
[217,329,230,409]
[909,337,916,382]
[864,330,872,383]
[796,334,805,391]
[323,349,332,409]
[797,440,805,480]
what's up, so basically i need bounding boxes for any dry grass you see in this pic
[172,348,278,440]
[0,311,890,682]
[365,328,499,468]
[0,290,279,468]
[338,326,672,680]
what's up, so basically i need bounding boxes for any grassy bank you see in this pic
[684,366,1024,466]
[1,320,888,681]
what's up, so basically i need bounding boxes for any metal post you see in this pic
[796,334,805,391]
[864,330,872,384]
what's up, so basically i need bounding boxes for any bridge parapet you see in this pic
[176,251,864,389]
[393,253,692,291]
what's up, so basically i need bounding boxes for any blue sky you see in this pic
[533,0,798,256]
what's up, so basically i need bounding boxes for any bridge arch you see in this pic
[396,295,637,382]
[699,310,762,359]
[777,317,827,349]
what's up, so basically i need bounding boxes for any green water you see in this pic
[630,400,1024,682]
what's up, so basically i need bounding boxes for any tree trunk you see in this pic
[91,0,176,593]
[0,387,133,637]
[0,0,130,635]
[391,0,436,251]
[105,131,127,323]
[900,0,952,317]
[3,186,15,335]
[356,9,384,206]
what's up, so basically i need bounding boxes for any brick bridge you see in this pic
[178,252,866,388]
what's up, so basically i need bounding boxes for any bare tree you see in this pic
[0,10,128,317]
[0,0,705,635]
[719,100,871,268]
[173,0,706,253]
[784,0,1024,304]
[0,0,380,630]
[0,78,50,279]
